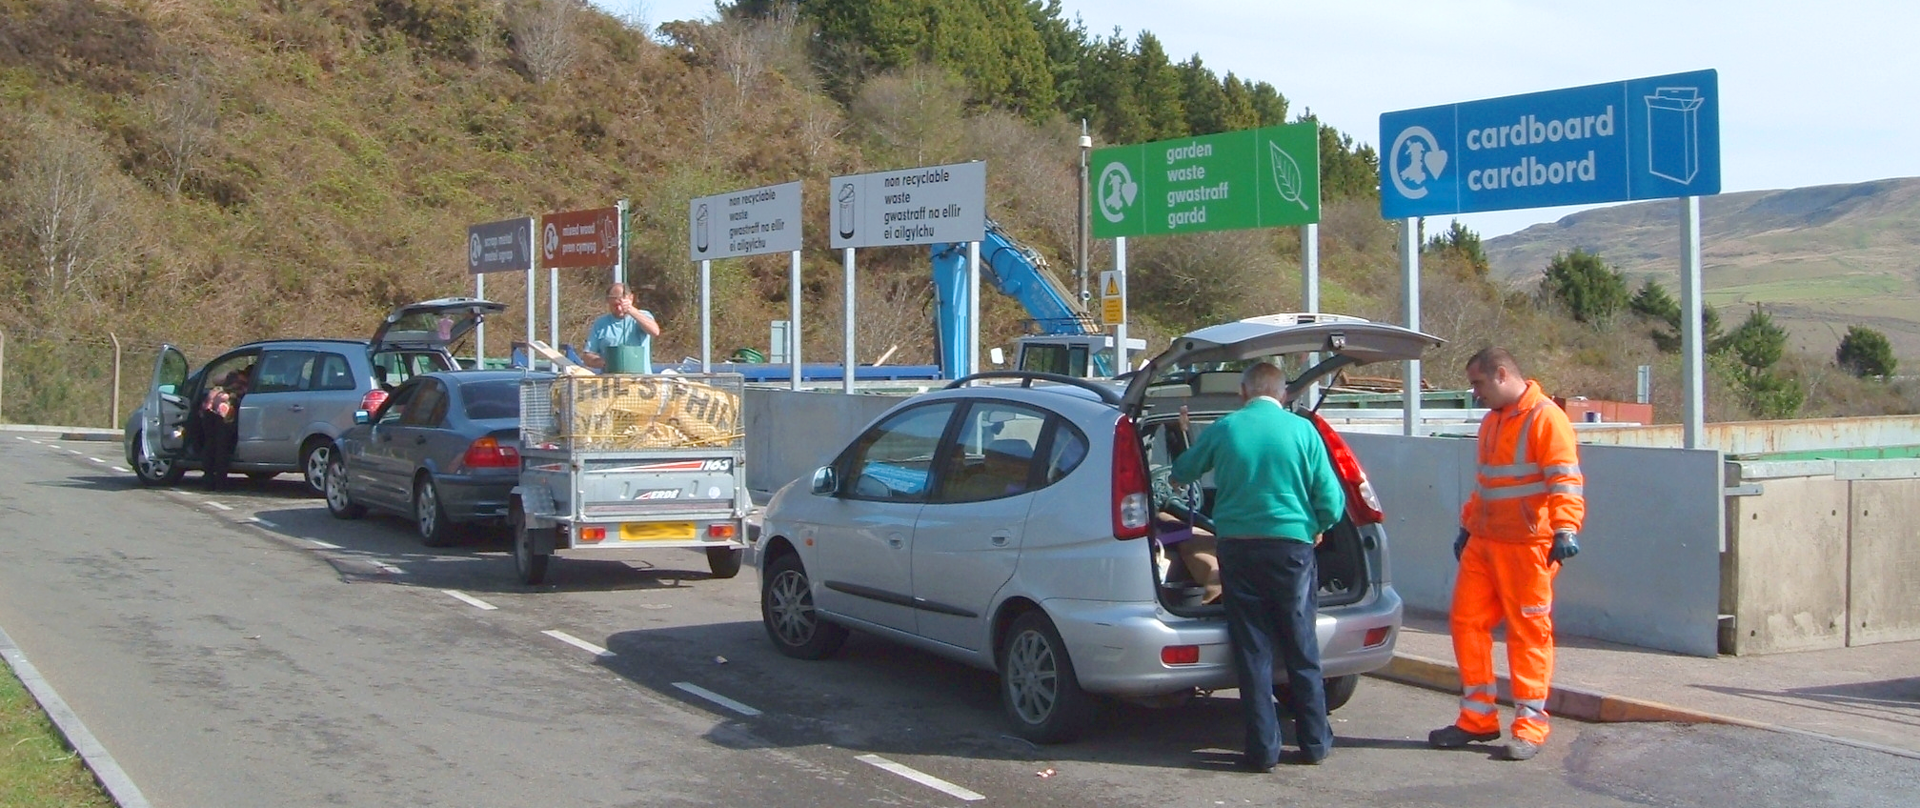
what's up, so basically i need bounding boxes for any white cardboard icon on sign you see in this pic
[1645,86,1704,184]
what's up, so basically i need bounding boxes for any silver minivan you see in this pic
[757,314,1442,743]
[124,298,506,493]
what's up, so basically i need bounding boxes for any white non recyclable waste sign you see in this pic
[829,161,986,249]
[688,180,803,261]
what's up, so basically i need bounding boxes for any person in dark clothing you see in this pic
[200,370,246,491]
[1169,361,1346,771]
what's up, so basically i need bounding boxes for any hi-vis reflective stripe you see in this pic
[1508,402,1547,466]
[1463,683,1497,697]
[1481,462,1539,477]
[1548,483,1584,495]
[1515,699,1549,720]
[1544,464,1582,477]
[1460,698,1497,714]
[1482,482,1548,500]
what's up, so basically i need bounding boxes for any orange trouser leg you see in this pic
[1490,540,1558,745]
[1448,539,1502,735]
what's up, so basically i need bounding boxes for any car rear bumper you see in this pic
[435,472,518,522]
[1042,585,1403,699]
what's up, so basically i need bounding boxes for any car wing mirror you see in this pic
[354,410,371,425]
[810,466,838,496]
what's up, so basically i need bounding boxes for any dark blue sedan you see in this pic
[325,370,546,546]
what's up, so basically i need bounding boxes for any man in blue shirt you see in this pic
[1170,361,1346,771]
[580,282,661,372]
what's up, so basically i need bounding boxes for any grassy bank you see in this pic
[0,659,110,808]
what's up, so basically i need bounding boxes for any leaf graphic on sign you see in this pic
[1270,141,1310,211]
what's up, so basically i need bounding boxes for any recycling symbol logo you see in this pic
[1097,161,1138,223]
[1388,125,1449,200]
[469,233,483,268]
[543,222,559,260]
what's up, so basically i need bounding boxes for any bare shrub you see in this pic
[710,2,806,101]
[506,0,579,83]
[7,115,135,305]
[849,63,968,167]
[1129,229,1290,331]
[149,61,222,197]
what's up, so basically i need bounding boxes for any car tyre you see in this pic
[1000,610,1093,744]
[1273,674,1360,714]
[324,454,366,519]
[511,496,552,585]
[415,475,461,547]
[761,553,846,660]
[300,438,335,497]
[132,434,186,487]
[706,546,745,579]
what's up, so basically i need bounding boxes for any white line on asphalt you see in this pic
[249,517,278,529]
[88,457,104,463]
[206,502,233,511]
[542,629,613,658]
[855,754,985,802]
[307,539,341,550]
[28,439,42,444]
[672,682,763,717]
[373,561,405,576]
[111,466,129,473]
[0,624,154,808]
[443,590,498,611]
[66,448,83,455]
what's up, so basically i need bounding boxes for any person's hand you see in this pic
[1178,405,1191,436]
[1453,527,1469,562]
[1550,530,1580,564]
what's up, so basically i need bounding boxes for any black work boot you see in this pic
[1428,725,1501,748]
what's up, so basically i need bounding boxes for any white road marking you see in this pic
[66,448,83,455]
[855,754,986,802]
[372,561,405,575]
[249,517,278,529]
[88,457,105,463]
[111,466,129,473]
[671,682,762,717]
[206,501,233,511]
[442,590,497,611]
[307,539,342,550]
[28,439,43,444]
[542,629,613,658]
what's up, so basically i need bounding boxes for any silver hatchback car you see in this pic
[756,314,1442,743]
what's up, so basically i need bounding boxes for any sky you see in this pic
[590,0,1920,238]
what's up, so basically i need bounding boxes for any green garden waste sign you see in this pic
[1090,122,1320,238]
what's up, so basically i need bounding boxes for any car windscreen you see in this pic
[461,380,521,421]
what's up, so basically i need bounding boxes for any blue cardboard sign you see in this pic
[1379,69,1719,218]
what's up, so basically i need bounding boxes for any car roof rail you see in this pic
[944,371,1122,406]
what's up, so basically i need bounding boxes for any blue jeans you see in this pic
[1218,538,1331,765]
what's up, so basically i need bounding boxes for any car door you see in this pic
[394,378,454,485]
[238,349,316,466]
[143,346,191,458]
[911,401,1052,651]
[360,380,423,508]
[811,401,959,635]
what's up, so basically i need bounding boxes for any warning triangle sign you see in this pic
[1104,276,1120,297]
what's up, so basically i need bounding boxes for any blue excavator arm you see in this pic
[930,218,1099,378]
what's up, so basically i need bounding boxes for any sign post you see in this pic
[467,216,534,368]
[689,181,803,375]
[1380,70,1720,442]
[831,161,988,381]
[540,206,621,365]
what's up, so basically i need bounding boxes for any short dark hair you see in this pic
[1466,347,1521,376]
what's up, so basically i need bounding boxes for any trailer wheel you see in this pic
[706,546,745,579]
[511,497,552,585]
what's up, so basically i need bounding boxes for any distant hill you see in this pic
[1485,178,1920,361]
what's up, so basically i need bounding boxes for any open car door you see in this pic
[371,297,507,353]
[1122,313,1444,414]
[142,345,191,459]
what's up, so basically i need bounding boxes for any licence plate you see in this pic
[620,522,696,542]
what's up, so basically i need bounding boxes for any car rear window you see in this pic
[462,380,520,421]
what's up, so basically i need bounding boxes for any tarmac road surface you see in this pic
[1,435,1915,807]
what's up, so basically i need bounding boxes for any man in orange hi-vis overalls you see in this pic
[1429,347,1584,762]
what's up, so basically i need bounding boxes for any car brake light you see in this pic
[359,388,389,415]
[1304,411,1385,525]
[1160,645,1200,665]
[462,436,520,469]
[705,523,736,540]
[579,526,607,542]
[1112,416,1150,540]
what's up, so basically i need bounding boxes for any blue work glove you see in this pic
[1550,530,1580,564]
[1453,527,1469,562]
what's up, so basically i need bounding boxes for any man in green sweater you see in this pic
[1171,361,1346,770]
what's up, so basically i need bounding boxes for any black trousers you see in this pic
[1218,537,1332,765]
[201,412,235,490]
